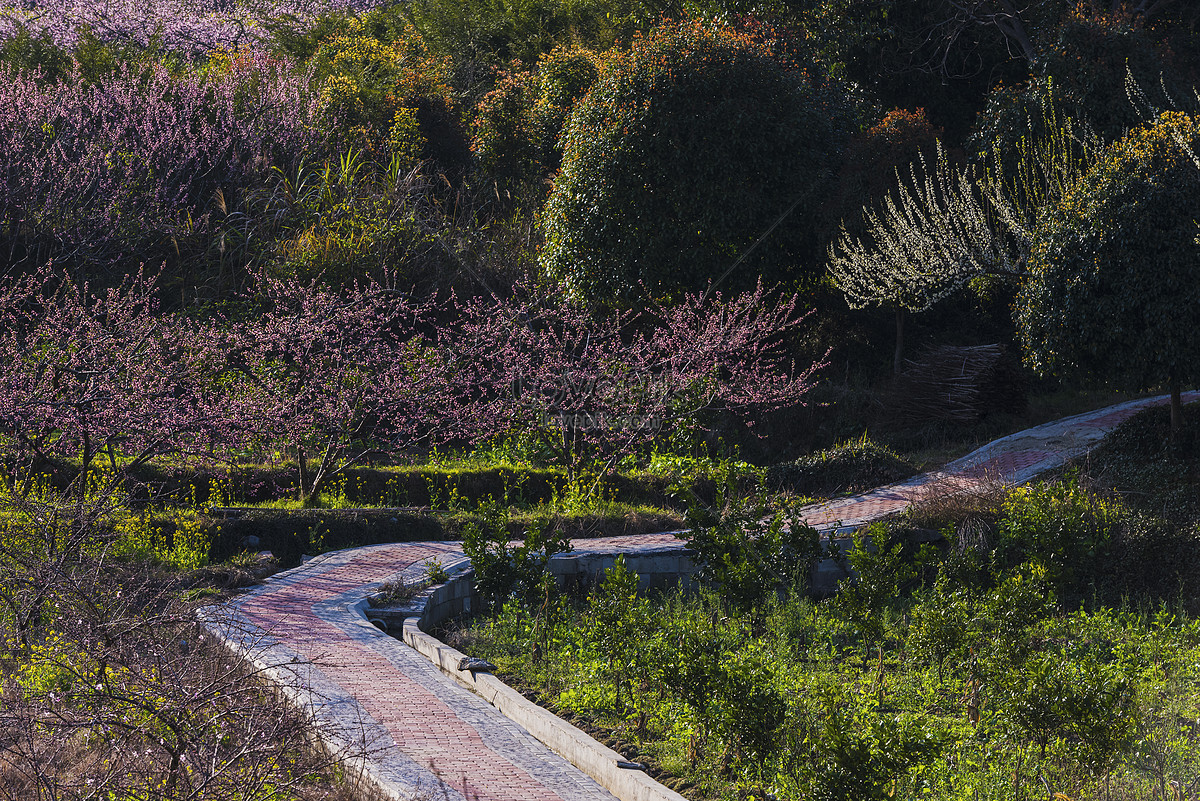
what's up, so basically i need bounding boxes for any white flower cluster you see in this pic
[828,141,1010,314]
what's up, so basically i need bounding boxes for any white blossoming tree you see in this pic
[829,103,1099,378]
[828,142,1017,375]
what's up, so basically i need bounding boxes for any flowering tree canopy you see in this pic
[0,51,323,267]
[452,281,825,482]
[0,0,386,56]
[0,264,818,501]
[829,143,1012,314]
[827,142,1014,373]
[0,266,459,503]
[229,273,455,502]
[0,266,235,487]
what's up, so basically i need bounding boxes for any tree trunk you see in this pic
[307,464,329,508]
[893,306,905,376]
[296,444,312,504]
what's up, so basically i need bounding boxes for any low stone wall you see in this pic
[547,547,699,593]
[364,541,879,633]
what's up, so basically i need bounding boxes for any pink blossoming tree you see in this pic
[228,272,456,504]
[0,265,237,494]
[452,282,825,487]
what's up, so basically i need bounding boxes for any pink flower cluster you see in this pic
[0,0,388,56]
[0,266,455,499]
[224,271,458,500]
[452,281,826,475]
[0,266,236,475]
[0,267,824,498]
[0,51,323,264]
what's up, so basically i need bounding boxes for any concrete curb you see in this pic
[402,620,689,801]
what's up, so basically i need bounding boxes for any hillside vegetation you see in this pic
[3,0,1200,798]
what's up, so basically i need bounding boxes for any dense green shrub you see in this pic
[906,573,970,681]
[581,556,653,707]
[1019,112,1200,427]
[470,66,540,183]
[710,642,786,767]
[999,646,1135,770]
[683,493,822,609]
[540,20,851,301]
[471,45,600,185]
[312,24,469,173]
[462,501,571,611]
[456,543,1195,800]
[0,25,72,82]
[995,475,1122,599]
[651,592,729,735]
[835,522,921,644]
[972,6,1200,154]
[403,0,645,81]
[779,688,944,801]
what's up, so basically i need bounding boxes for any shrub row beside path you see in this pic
[204,390,1198,801]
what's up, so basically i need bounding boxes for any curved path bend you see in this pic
[205,391,1196,801]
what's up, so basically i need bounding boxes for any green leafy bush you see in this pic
[312,24,468,173]
[651,591,728,735]
[999,647,1135,771]
[972,8,1195,153]
[0,25,73,83]
[581,556,652,708]
[462,500,571,611]
[403,0,643,77]
[684,494,822,610]
[768,435,916,497]
[906,573,970,681]
[835,522,918,645]
[16,630,85,695]
[996,476,1121,599]
[470,45,600,185]
[1019,112,1200,425]
[711,642,786,767]
[779,688,944,801]
[540,19,850,300]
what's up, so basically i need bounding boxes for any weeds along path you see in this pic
[203,391,1195,801]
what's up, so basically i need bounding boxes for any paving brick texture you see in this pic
[208,390,1197,800]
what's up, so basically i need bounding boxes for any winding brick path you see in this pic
[799,391,1199,535]
[206,391,1196,801]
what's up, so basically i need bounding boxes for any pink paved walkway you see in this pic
[208,536,682,801]
[205,391,1195,801]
